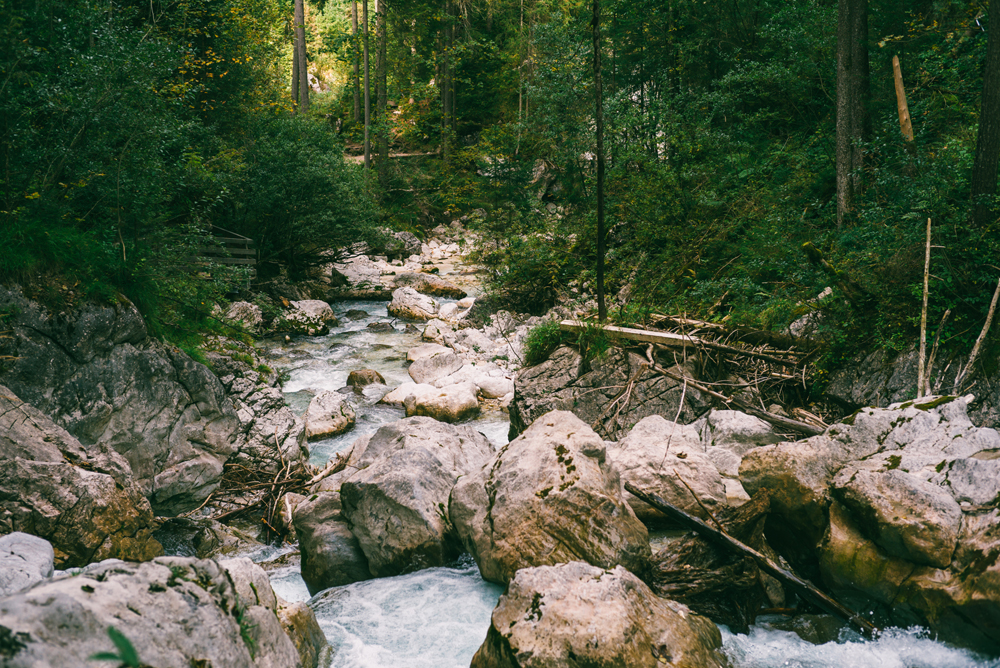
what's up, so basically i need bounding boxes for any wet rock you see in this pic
[393,272,467,299]
[343,309,369,320]
[0,386,161,567]
[741,395,1000,653]
[387,287,439,321]
[153,517,262,560]
[221,557,279,611]
[304,390,356,440]
[509,345,708,440]
[366,321,395,332]
[407,345,464,384]
[273,307,330,336]
[277,599,330,668]
[609,415,728,523]
[470,562,725,668]
[451,410,650,584]
[293,492,371,594]
[225,301,264,335]
[0,286,239,516]
[0,557,300,668]
[0,533,54,597]
[347,368,386,388]
[339,417,494,577]
[402,381,480,422]
[291,300,338,326]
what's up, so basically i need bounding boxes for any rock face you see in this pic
[339,417,495,577]
[451,410,650,585]
[292,492,371,594]
[0,533,54,598]
[387,287,439,320]
[0,286,239,516]
[225,301,264,335]
[608,415,728,522]
[739,395,1000,653]
[0,556,301,668]
[0,386,161,567]
[304,390,356,440]
[509,346,708,440]
[393,272,467,298]
[470,562,726,668]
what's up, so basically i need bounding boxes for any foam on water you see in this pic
[309,557,503,668]
[721,622,1000,668]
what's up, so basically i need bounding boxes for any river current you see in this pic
[252,299,998,668]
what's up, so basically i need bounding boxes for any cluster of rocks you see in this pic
[0,532,328,668]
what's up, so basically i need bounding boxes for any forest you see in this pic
[2,0,1000,381]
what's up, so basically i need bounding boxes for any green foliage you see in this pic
[88,626,141,668]
[523,320,564,366]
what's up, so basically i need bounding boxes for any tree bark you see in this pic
[835,0,870,228]
[363,0,371,170]
[294,0,309,112]
[593,0,606,322]
[352,0,361,123]
[376,0,388,186]
[972,0,1000,227]
[892,55,914,142]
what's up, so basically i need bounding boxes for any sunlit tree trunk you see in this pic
[363,0,371,170]
[377,0,388,185]
[294,0,309,112]
[972,0,1000,228]
[352,0,361,123]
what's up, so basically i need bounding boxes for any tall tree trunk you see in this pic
[377,0,388,186]
[352,0,361,123]
[292,27,300,110]
[363,0,371,170]
[593,0,606,322]
[441,0,452,162]
[294,0,309,112]
[835,0,870,228]
[972,0,1000,228]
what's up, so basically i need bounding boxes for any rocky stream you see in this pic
[1,223,999,667]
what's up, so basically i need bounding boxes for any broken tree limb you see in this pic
[651,364,825,436]
[954,276,1000,393]
[625,482,880,639]
[560,320,806,367]
[893,55,915,142]
[649,314,821,353]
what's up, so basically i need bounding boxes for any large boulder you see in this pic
[277,599,330,668]
[509,345,708,440]
[450,410,650,584]
[608,415,728,522]
[0,533,54,597]
[471,562,726,668]
[407,345,464,384]
[403,381,481,423]
[0,557,301,668]
[339,417,495,576]
[292,492,371,594]
[740,395,1000,653]
[393,272,467,299]
[433,361,514,399]
[224,301,264,335]
[388,287,439,321]
[304,390,356,440]
[291,300,338,326]
[0,286,239,516]
[0,386,161,567]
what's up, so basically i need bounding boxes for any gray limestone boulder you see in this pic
[304,390,356,440]
[0,386,161,567]
[421,319,453,345]
[450,410,650,585]
[347,368,386,388]
[0,533,54,597]
[291,300,338,326]
[433,361,514,399]
[407,346,464,384]
[0,286,239,516]
[339,417,495,577]
[470,562,726,668]
[0,557,300,668]
[693,409,783,455]
[609,415,728,522]
[225,301,264,335]
[393,272,467,298]
[740,395,1000,653]
[403,381,481,423]
[388,287,439,320]
[292,492,371,594]
[277,599,330,668]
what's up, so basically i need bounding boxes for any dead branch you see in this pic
[625,483,879,639]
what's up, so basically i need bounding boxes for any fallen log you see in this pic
[625,482,880,639]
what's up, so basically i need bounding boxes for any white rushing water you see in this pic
[253,299,998,668]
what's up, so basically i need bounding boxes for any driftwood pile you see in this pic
[561,315,831,437]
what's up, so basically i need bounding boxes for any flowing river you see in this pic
[249,299,998,668]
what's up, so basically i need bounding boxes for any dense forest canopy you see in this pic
[2,0,999,378]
